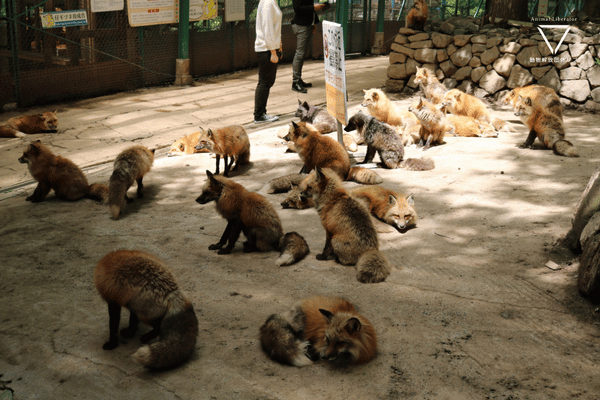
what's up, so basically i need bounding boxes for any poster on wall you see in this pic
[224,0,244,22]
[127,0,216,27]
[190,0,218,21]
[41,10,88,28]
[91,0,124,13]
[322,20,347,125]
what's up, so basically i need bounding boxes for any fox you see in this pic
[345,111,435,170]
[167,131,209,157]
[284,121,383,185]
[405,0,428,31]
[261,173,308,194]
[281,182,315,209]
[194,125,250,177]
[441,89,511,132]
[361,88,420,130]
[196,170,309,267]
[0,110,59,138]
[281,121,358,153]
[408,97,446,150]
[514,95,578,157]
[295,100,337,135]
[108,145,155,220]
[94,250,198,369]
[18,140,108,203]
[413,67,448,105]
[300,167,391,283]
[502,85,562,120]
[349,185,417,231]
[445,115,498,138]
[259,296,377,367]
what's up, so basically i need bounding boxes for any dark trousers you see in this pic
[254,51,278,119]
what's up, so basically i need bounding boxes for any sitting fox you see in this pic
[413,68,447,105]
[1,110,59,138]
[502,85,562,121]
[405,0,428,31]
[408,97,446,150]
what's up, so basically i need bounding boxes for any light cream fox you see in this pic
[442,89,512,132]
[108,145,154,220]
[94,250,198,369]
[361,88,420,130]
[167,131,209,156]
[300,167,391,283]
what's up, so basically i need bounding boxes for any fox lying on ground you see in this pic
[513,95,578,157]
[349,186,417,231]
[502,85,562,121]
[108,145,155,220]
[167,131,209,156]
[94,250,198,369]
[345,111,435,170]
[260,296,377,367]
[18,140,108,203]
[408,97,446,150]
[196,170,309,266]
[295,100,337,135]
[195,125,250,177]
[0,110,59,138]
[300,167,391,283]
[441,89,511,132]
[284,121,382,184]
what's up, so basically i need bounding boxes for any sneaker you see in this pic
[291,82,307,93]
[299,79,312,88]
[254,113,279,124]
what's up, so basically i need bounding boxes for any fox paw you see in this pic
[316,253,328,261]
[208,243,224,250]
[217,248,232,255]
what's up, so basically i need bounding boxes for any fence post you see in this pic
[8,0,21,105]
[175,0,193,85]
[371,0,386,54]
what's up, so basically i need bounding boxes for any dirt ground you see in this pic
[1,57,600,399]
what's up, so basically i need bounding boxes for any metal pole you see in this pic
[175,0,192,85]
[9,0,20,105]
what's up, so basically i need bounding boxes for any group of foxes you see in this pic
[7,71,579,371]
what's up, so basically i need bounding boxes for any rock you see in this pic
[390,44,415,58]
[471,35,487,44]
[569,43,588,59]
[389,52,407,64]
[519,38,538,47]
[516,46,542,67]
[450,44,473,67]
[500,42,522,54]
[474,87,488,98]
[577,51,595,70]
[471,66,487,82]
[557,33,582,44]
[435,68,444,81]
[531,65,552,80]
[410,40,433,49]
[437,49,449,62]
[409,32,430,42]
[472,44,487,53]
[399,27,416,35]
[487,37,503,48]
[414,48,437,63]
[394,35,409,45]
[443,78,458,89]
[447,44,458,56]
[588,65,600,88]
[538,41,555,57]
[440,60,458,77]
[479,70,507,94]
[385,78,406,93]
[453,66,473,81]
[387,64,409,80]
[560,67,583,80]
[538,67,561,93]
[457,79,476,94]
[406,58,421,75]
[584,100,600,112]
[492,53,516,77]
[439,21,455,35]
[454,34,472,46]
[469,56,481,68]
[431,33,453,48]
[507,65,534,88]
[591,87,600,102]
[480,46,500,65]
[554,50,572,69]
[407,74,419,89]
[559,79,590,102]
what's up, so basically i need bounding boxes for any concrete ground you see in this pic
[1,56,600,400]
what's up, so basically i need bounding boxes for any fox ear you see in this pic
[524,97,532,106]
[406,193,414,206]
[207,129,213,138]
[302,101,309,109]
[517,95,523,102]
[388,194,397,205]
[345,317,362,333]
[372,92,379,100]
[151,149,156,154]
[453,91,461,100]
[53,109,57,114]
[298,99,302,105]
[363,89,367,93]
[29,143,40,155]
[319,309,335,323]
[292,121,299,129]
[315,167,325,181]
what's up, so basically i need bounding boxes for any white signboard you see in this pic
[41,10,88,28]
[225,0,245,22]
[91,0,124,13]
[322,20,347,125]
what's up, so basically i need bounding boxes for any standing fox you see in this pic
[0,110,59,138]
[405,0,428,31]
[18,140,108,203]
[408,97,446,150]
[413,68,448,105]
[514,95,578,157]
[194,125,250,177]
[196,170,309,267]
[167,131,209,157]
[259,296,377,367]
[284,121,383,184]
[94,250,198,369]
[300,167,391,283]
[502,85,562,121]
[108,145,155,220]
[349,186,417,231]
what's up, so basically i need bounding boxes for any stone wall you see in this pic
[386,25,600,112]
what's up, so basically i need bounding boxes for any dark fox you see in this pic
[94,250,198,369]
[18,140,108,203]
[345,111,435,170]
[260,296,377,367]
[196,170,309,267]
[295,100,337,135]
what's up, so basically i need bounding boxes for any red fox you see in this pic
[345,111,435,170]
[167,131,209,157]
[0,110,58,138]
[300,167,391,283]
[514,95,578,157]
[195,125,250,177]
[108,145,155,220]
[196,170,309,266]
[259,296,377,367]
[262,173,308,194]
[408,97,446,150]
[349,186,417,231]
[18,140,108,203]
[413,68,448,105]
[405,0,428,31]
[502,85,562,120]
[94,250,198,369]
[283,121,383,184]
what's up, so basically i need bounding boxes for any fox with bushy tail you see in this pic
[94,250,198,369]
[108,145,154,219]
[196,170,309,266]
[260,296,377,367]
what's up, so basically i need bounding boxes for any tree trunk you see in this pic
[484,0,529,22]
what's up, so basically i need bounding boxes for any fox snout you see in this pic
[195,194,209,204]
[343,123,355,132]
[18,156,28,164]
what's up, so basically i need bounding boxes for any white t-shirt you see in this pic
[254,0,282,52]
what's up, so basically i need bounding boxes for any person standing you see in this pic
[254,0,283,123]
[291,0,330,93]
